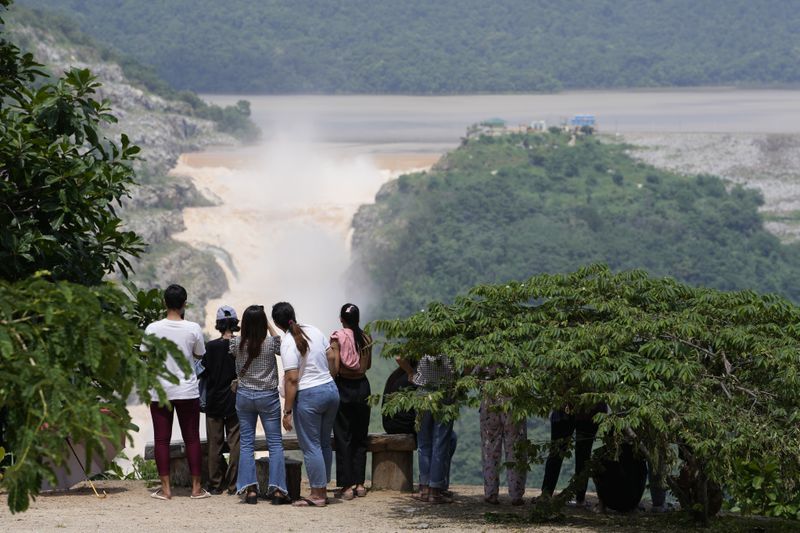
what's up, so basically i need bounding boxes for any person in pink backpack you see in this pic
[331,303,373,500]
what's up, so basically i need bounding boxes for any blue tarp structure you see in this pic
[570,114,596,127]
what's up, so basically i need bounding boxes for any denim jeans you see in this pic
[418,410,455,489]
[294,381,340,489]
[236,387,287,495]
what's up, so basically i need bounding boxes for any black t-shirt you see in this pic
[202,337,237,418]
[382,367,417,435]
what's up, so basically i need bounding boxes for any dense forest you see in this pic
[354,132,800,319]
[354,130,800,485]
[16,0,800,94]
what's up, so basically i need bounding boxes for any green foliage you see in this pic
[0,2,186,513]
[122,282,165,331]
[174,91,259,142]
[0,276,186,513]
[372,265,800,521]
[0,45,143,284]
[726,458,800,520]
[353,132,800,320]
[95,453,158,482]
[15,0,800,93]
[355,131,800,492]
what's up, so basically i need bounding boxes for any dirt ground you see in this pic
[1,481,609,533]
[4,480,793,532]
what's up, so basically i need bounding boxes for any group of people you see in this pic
[144,284,638,509]
[143,284,372,507]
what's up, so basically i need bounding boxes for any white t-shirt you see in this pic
[143,318,206,400]
[280,324,333,391]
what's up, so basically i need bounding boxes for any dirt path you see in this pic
[2,481,607,532]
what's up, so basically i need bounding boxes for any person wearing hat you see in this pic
[201,305,241,495]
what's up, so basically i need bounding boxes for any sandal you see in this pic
[411,485,429,501]
[355,486,367,497]
[339,487,355,500]
[191,489,212,499]
[292,497,326,507]
[484,495,499,505]
[271,490,291,505]
[426,489,453,504]
[245,490,258,505]
[150,488,170,500]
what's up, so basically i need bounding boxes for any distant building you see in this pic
[530,120,547,131]
[569,114,596,127]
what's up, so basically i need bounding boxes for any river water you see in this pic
[127,89,800,465]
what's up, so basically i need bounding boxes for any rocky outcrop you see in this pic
[11,25,235,175]
[10,23,234,318]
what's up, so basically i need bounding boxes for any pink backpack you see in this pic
[331,328,360,371]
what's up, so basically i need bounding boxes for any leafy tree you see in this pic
[0,36,143,284]
[373,264,800,524]
[0,1,185,512]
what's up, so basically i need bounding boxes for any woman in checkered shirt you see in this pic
[229,305,290,505]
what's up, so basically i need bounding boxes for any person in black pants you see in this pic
[382,367,416,435]
[540,406,602,507]
[202,305,241,495]
[331,304,372,500]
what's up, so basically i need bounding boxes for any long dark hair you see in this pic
[272,302,310,356]
[340,303,367,352]
[240,305,267,361]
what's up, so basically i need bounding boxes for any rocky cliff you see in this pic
[7,20,238,322]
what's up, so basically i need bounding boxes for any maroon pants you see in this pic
[150,399,202,477]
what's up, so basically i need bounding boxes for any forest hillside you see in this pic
[353,130,800,485]
[17,0,800,93]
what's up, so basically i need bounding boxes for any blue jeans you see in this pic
[418,410,454,489]
[236,387,287,495]
[294,381,340,489]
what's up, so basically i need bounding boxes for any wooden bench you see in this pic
[144,432,416,491]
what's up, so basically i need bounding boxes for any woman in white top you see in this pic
[274,302,339,507]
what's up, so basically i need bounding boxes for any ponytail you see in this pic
[288,319,310,356]
[272,302,310,356]
[340,303,367,353]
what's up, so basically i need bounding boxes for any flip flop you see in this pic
[190,489,212,499]
[150,489,170,500]
[292,497,326,507]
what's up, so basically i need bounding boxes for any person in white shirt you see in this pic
[143,284,209,500]
[274,302,339,507]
